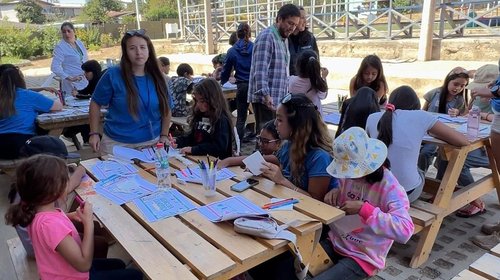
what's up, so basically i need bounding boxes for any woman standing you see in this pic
[89,30,172,154]
[51,22,88,96]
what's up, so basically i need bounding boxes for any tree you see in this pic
[15,0,46,24]
[143,0,178,21]
[83,0,124,23]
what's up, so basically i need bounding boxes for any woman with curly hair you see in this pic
[261,93,338,200]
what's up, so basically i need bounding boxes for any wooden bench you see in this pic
[452,269,488,279]
[469,253,500,280]
[409,199,444,232]
[7,237,38,280]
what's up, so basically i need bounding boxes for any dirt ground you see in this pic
[23,45,123,69]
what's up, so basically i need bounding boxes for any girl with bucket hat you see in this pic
[316,127,414,280]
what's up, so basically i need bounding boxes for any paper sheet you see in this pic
[175,167,235,184]
[94,174,157,205]
[242,151,266,175]
[91,160,138,180]
[113,146,156,163]
[456,123,491,137]
[134,189,196,222]
[437,114,467,124]
[324,112,341,125]
[222,82,237,90]
[197,195,269,222]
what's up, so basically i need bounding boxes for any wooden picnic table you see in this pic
[409,121,500,268]
[76,153,344,279]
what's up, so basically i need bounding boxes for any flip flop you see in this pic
[456,201,486,218]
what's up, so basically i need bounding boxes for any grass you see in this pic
[0,56,23,64]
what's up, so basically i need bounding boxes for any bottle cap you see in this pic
[156,142,164,149]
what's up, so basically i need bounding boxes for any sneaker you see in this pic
[470,232,500,250]
[482,221,500,235]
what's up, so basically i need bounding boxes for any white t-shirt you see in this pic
[366,110,438,191]
[288,76,327,116]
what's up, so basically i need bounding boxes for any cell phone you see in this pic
[230,178,259,192]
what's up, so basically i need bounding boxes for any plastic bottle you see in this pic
[155,142,172,190]
[467,105,480,140]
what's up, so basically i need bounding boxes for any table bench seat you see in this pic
[7,237,38,280]
[469,253,500,280]
[409,200,444,230]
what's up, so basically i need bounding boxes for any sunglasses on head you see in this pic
[280,93,317,109]
[126,29,146,36]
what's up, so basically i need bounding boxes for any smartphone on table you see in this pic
[230,178,259,192]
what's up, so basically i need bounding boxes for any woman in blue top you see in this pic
[261,94,338,201]
[89,30,173,154]
[0,66,62,159]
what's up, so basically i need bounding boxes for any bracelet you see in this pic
[89,132,101,137]
[160,134,169,137]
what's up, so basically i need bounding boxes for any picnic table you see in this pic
[409,116,500,268]
[76,153,344,279]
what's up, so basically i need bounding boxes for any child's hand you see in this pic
[340,200,364,215]
[217,158,229,169]
[260,162,285,185]
[320,67,329,79]
[324,188,340,206]
[66,211,82,223]
[447,108,459,117]
[76,201,94,226]
[180,146,192,155]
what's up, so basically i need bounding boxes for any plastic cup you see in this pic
[202,169,217,197]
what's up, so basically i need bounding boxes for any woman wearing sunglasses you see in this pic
[89,29,173,154]
[217,120,281,168]
[261,93,338,201]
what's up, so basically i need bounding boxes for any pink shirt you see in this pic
[28,209,89,280]
[288,75,327,116]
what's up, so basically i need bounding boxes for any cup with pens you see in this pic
[200,157,217,197]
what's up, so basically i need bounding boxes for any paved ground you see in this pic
[1,60,499,280]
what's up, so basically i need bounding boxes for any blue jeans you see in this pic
[436,148,490,186]
[313,239,369,280]
[418,143,438,173]
[90,258,142,280]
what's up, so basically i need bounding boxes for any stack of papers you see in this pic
[91,160,137,180]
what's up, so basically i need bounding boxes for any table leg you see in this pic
[410,216,444,268]
[296,224,323,275]
[484,140,500,202]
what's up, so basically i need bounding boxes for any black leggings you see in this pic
[0,133,33,159]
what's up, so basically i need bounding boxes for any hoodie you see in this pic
[221,39,254,84]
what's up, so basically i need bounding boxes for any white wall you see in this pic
[0,4,19,22]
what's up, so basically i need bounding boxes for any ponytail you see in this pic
[307,56,328,93]
[5,202,37,227]
[377,110,394,147]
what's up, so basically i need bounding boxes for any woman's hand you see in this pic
[159,135,169,145]
[66,76,82,82]
[260,161,285,185]
[89,134,100,153]
[71,89,78,97]
[324,188,340,206]
[76,201,94,227]
[340,200,364,215]
[472,86,495,99]
[180,146,192,155]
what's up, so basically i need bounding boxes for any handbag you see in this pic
[234,216,312,280]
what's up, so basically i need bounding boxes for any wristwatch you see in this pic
[491,85,500,98]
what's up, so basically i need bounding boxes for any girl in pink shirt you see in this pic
[315,127,414,279]
[5,155,142,280]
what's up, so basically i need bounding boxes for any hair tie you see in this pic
[308,56,316,62]
[385,103,395,112]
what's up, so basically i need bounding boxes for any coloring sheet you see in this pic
[134,189,196,222]
[197,195,269,222]
[94,174,157,205]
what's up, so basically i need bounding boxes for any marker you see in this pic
[186,165,193,175]
[262,198,299,210]
[180,169,188,177]
[75,196,85,209]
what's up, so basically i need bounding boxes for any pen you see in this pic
[186,165,193,175]
[262,198,298,209]
[180,169,188,177]
[75,196,85,209]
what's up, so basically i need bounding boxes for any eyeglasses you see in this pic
[256,136,280,144]
[126,29,146,36]
[280,93,317,109]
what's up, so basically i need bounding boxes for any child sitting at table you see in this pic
[5,155,143,279]
[335,87,380,138]
[168,63,194,118]
[217,120,281,168]
[174,78,234,159]
[0,65,63,159]
[349,54,388,105]
[317,127,414,280]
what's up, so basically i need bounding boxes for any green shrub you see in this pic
[76,27,101,48]
[0,26,42,58]
[39,27,61,56]
[100,33,115,48]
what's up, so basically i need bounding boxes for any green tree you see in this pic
[15,0,46,24]
[143,0,178,21]
[83,0,124,23]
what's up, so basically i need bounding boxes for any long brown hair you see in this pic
[119,31,170,119]
[0,66,27,119]
[354,54,388,94]
[437,69,469,114]
[281,94,332,187]
[5,155,69,227]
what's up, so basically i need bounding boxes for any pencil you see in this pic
[262,198,296,209]
[186,166,193,175]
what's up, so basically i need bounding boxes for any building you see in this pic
[0,0,83,22]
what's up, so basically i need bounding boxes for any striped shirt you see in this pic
[247,25,290,107]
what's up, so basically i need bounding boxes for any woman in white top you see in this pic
[51,22,88,96]
[366,86,469,202]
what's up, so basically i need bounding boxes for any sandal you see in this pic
[456,201,486,218]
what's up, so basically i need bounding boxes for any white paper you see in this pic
[222,82,237,89]
[242,151,266,176]
[234,127,241,156]
[330,214,364,235]
[113,146,156,163]
[268,198,294,211]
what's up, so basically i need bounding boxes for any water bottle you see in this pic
[467,105,480,140]
[155,142,172,190]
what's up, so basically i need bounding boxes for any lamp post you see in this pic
[135,0,141,29]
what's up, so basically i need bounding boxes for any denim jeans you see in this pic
[418,143,438,173]
[90,258,142,280]
[252,102,275,134]
[435,148,490,186]
[235,82,249,140]
[313,239,369,280]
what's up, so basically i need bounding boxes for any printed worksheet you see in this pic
[134,189,196,222]
[94,175,156,205]
[175,167,235,184]
[197,195,269,222]
[91,160,137,180]
[324,112,341,125]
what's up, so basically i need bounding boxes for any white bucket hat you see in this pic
[327,127,387,179]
